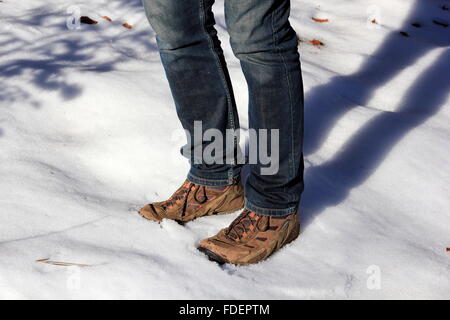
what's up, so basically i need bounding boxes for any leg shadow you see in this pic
[302,49,450,226]
[305,0,449,156]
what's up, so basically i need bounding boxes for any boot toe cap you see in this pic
[198,233,252,265]
[139,204,163,222]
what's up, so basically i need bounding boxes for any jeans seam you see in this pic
[188,172,239,186]
[199,0,237,184]
[245,198,297,216]
[271,8,296,202]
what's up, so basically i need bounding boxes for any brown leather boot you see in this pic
[139,180,244,223]
[198,209,299,265]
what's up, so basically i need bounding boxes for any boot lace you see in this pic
[161,181,208,216]
[225,210,266,241]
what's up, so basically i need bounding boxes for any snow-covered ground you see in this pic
[0,0,449,299]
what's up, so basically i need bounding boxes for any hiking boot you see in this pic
[198,209,299,265]
[139,180,244,223]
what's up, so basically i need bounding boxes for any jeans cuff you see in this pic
[245,199,298,217]
[187,172,240,187]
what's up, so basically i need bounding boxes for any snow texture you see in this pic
[0,0,449,299]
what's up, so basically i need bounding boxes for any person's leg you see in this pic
[226,0,304,216]
[198,0,304,265]
[139,0,245,223]
[141,0,241,187]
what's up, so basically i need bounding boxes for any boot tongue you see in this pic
[192,185,207,203]
[226,210,262,241]
[257,216,269,231]
[162,181,193,209]
[192,185,226,204]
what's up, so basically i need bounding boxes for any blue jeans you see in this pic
[142,0,304,216]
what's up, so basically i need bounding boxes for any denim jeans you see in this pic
[142,0,304,216]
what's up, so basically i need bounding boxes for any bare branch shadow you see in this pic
[0,0,158,134]
[301,0,450,226]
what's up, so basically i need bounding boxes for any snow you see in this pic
[0,0,449,299]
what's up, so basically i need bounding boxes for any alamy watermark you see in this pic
[366,265,382,290]
[174,121,280,176]
[66,5,81,30]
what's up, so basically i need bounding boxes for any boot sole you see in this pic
[138,193,244,224]
[198,221,300,266]
[197,247,227,265]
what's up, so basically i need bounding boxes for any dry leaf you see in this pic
[312,17,329,23]
[400,31,409,37]
[36,259,91,268]
[122,22,133,29]
[309,39,324,46]
[80,16,98,25]
[102,16,113,22]
[433,19,448,28]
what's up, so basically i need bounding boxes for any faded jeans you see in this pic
[141,0,304,216]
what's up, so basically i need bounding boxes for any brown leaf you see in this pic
[312,17,329,23]
[101,16,113,22]
[400,31,409,37]
[433,19,448,27]
[36,259,91,268]
[80,16,98,25]
[122,22,133,29]
[309,39,324,46]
